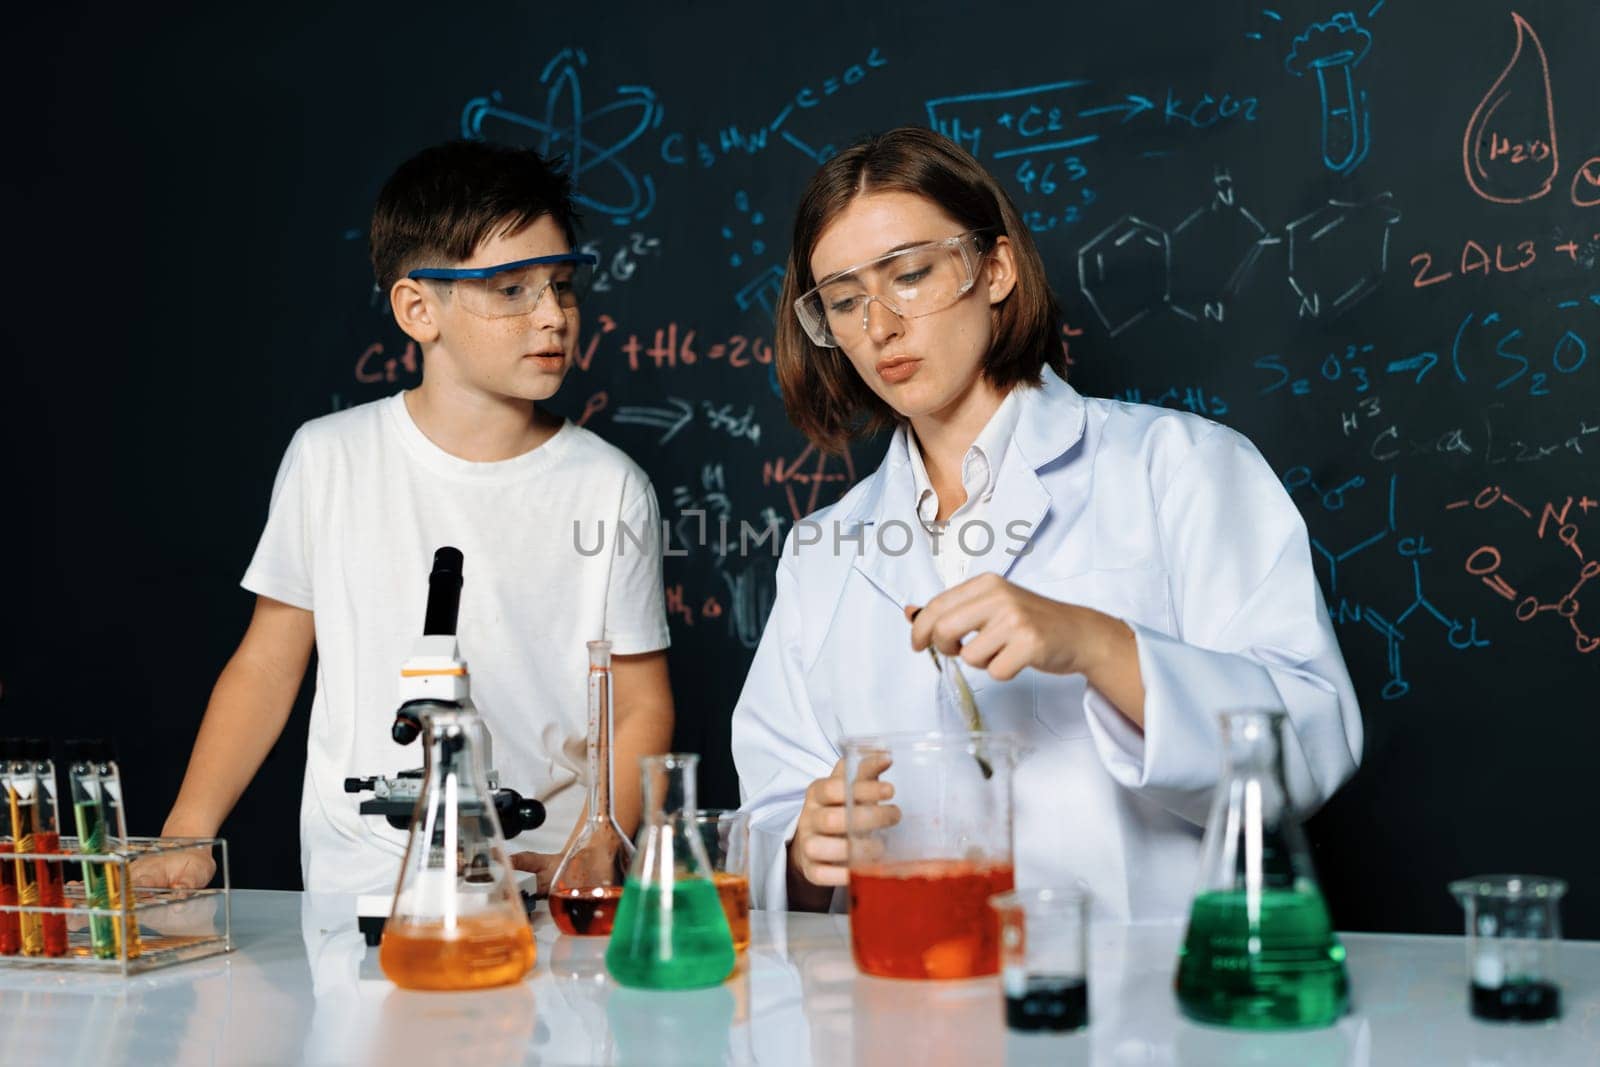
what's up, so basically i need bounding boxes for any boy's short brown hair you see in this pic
[775,127,1065,454]
[369,140,580,292]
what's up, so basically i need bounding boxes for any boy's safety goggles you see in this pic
[793,231,990,348]
[408,252,599,318]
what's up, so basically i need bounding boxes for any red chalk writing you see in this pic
[1462,13,1560,205]
[664,584,724,628]
[620,324,773,372]
[1447,485,1599,654]
[355,340,420,384]
[762,443,858,523]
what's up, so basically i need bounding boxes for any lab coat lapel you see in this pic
[968,367,1089,582]
[967,457,1052,582]
[849,432,943,613]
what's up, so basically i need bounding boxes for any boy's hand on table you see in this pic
[130,847,216,889]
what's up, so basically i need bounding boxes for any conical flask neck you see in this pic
[1219,710,1288,779]
[420,713,483,793]
[642,756,698,825]
[1191,709,1325,896]
[388,706,522,932]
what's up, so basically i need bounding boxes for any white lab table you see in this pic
[0,890,1594,1065]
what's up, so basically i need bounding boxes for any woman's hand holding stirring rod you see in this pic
[906,573,1149,730]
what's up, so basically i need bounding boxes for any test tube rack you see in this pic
[0,835,232,976]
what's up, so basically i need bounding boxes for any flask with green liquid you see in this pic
[605,753,735,989]
[1175,709,1349,1029]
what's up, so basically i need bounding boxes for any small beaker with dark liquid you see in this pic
[990,888,1090,1033]
[1450,875,1565,1023]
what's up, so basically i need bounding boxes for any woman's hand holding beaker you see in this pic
[786,757,899,909]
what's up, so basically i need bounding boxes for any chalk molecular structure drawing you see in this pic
[1450,486,1599,655]
[462,49,661,225]
[1077,173,1401,335]
[1287,470,1487,700]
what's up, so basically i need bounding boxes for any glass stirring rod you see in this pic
[909,608,993,779]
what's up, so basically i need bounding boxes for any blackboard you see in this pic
[6,0,1597,937]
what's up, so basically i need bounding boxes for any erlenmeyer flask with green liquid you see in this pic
[605,753,736,989]
[1175,709,1350,1029]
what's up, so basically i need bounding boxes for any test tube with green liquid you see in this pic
[67,742,116,958]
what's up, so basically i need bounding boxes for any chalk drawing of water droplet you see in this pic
[1463,12,1560,205]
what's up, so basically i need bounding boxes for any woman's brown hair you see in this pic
[775,126,1065,454]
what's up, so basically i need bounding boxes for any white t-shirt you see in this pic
[242,393,670,894]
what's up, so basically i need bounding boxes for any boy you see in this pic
[142,141,673,893]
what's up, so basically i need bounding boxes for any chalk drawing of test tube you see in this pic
[1286,12,1374,175]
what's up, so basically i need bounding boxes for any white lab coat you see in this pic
[731,366,1363,921]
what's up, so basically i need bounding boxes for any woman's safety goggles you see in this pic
[408,252,599,318]
[793,231,990,348]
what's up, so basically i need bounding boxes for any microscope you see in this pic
[349,547,546,945]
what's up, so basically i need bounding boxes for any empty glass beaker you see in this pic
[1450,875,1565,1022]
[1175,709,1349,1029]
[380,700,535,990]
[606,753,736,989]
[549,640,635,937]
[990,888,1090,1032]
[841,731,1020,980]
[689,809,751,952]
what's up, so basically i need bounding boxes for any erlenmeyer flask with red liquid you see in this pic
[548,640,634,936]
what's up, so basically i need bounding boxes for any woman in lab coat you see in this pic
[730,127,1363,921]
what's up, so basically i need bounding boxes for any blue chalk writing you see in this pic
[1289,472,1488,699]
[462,50,660,225]
[1285,13,1375,174]
[1112,386,1230,418]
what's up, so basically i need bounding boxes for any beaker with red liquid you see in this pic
[843,732,1020,980]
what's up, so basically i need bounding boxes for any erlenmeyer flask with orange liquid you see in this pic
[379,699,535,990]
[548,640,634,937]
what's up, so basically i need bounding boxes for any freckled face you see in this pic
[425,214,579,402]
